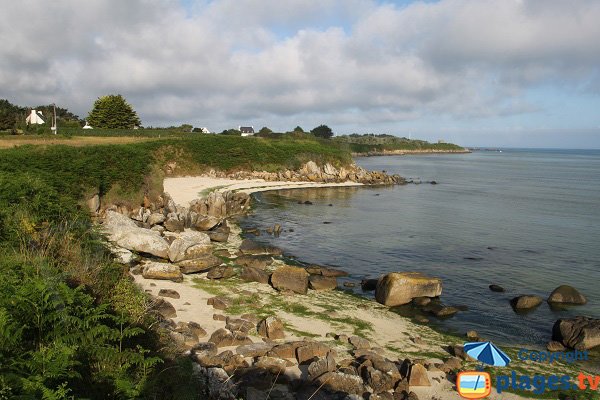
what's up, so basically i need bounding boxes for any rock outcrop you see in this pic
[552,316,600,350]
[375,272,442,307]
[510,295,543,310]
[547,285,587,305]
[102,211,170,259]
[271,265,309,294]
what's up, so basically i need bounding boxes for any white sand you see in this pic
[163,176,363,206]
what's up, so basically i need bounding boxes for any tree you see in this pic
[87,95,141,129]
[257,126,273,137]
[310,124,333,139]
[0,99,24,131]
[293,126,304,133]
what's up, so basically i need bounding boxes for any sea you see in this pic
[240,149,600,347]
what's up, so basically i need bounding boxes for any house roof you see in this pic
[239,126,254,133]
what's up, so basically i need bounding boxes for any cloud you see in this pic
[0,0,599,136]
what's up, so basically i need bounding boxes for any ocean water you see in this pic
[240,149,600,346]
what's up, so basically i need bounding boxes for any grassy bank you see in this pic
[0,135,352,399]
[334,134,467,154]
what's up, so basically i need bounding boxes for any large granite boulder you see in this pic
[168,230,212,262]
[240,266,271,284]
[271,265,309,294]
[177,255,222,274]
[257,316,285,340]
[309,275,337,291]
[547,285,587,305]
[142,262,183,282]
[375,272,442,307]
[552,316,600,350]
[102,211,170,259]
[510,295,543,310]
[239,239,283,256]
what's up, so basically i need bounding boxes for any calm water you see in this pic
[240,149,600,346]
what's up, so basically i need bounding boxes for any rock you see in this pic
[142,262,183,282]
[309,275,338,291]
[192,341,218,358]
[308,354,336,380]
[349,336,370,350]
[343,282,355,288]
[235,255,274,269]
[239,239,283,256]
[147,213,166,226]
[254,356,289,374]
[546,341,566,352]
[510,295,543,310]
[489,284,505,292]
[208,296,232,310]
[203,367,237,400]
[375,272,442,307]
[236,342,275,358]
[164,216,184,233]
[423,304,460,318]
[226,318,255,334]
[109,245,139,265]
[438,357,462,373]
[195,216,221,231]
[207,265,235,279]
[320,267,349,278]
[361,278,378,291]
[362,366,395,394]
[87,194,100,213]
[152,297,177,319]
[466,330,479,341]
[271,265,309,294]
[188,321,207,338]
[209,328,253,348]
[408,363,430,386]
[257,316,285,340]
[240,266,271,284]
[213,314,227,321]
[316,372,364,395]
[552,316,600,350]
[412,297,431,307]
[296,342,331,364]
[450,344,467,360]
[177,255,222,274]
[168,230,212,262]
[102,211,170,258]
[547,285,587,305]
[273,224,282,235]
[158,288,180,299]
[207,230,229,242]
[267,341,306,359]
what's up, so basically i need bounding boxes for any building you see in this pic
[239,126,255,137]
[200,127,211,134]
[25,110,45,125]
[83,121,93,129]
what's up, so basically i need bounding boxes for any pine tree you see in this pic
[87,95,141,129]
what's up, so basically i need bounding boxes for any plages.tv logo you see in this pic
[457,341,511,399]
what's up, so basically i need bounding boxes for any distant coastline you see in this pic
[352,148,471,157]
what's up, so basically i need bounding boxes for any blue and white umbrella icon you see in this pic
[464,341,511,368]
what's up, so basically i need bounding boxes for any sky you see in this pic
[1,0,599,148]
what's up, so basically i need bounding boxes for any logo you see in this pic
[457,371,492,399]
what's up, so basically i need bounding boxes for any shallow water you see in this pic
[240,149,600,346]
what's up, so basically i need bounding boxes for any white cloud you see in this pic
[0,0,599,136]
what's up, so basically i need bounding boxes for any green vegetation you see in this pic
[310,124,334,139]
[87,95,141,129]
[335,133,466,153]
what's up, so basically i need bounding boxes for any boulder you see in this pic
[207,265,235,280]
[226,318,255,334]
[168,230,212,262]
[316,372,364,395]
[87,194,100,213]
[349,336,370,350]
[552,316,600,350]
[164,217,184,233]
[207,230,229,243]
[253,357,289,374]
[142,262,183,282]
[547,285,587,305]
[296,342,331,364]
[102,211,170,259]
[271,265,309,294]
[546,341,566,352]
[236,342,275,358]
[208,328,253,348]
[257,316,285,340]
[240,266,271,284]
[361,278,378,292]
[108,245,139,265]
[408,363,430,386]
[375,272,443,307]
[152,297,177,319]
[187,321,207,338]
[308,354,336,380]
[423,304,460,318]
[147,213,166,226]
[239,239,283,256]
[158,288,180,299]
[177,255,222,274]
[207,296,232,310]
[267,341,306,359]
[510,295,543,310]
[235,255,274,269]
[309,275,337,291]
[194,216,221,231]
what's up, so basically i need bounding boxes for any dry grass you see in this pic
[0,135,163,148]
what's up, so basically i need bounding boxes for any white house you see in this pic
[200,127,211,134]
[239,126,255,137]
[25,110,45,125]
[83,121,93,129]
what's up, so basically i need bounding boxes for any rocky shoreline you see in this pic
[352,149,471,157]
[94,161,599,400]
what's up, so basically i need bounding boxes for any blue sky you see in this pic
[1,0,599,148]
